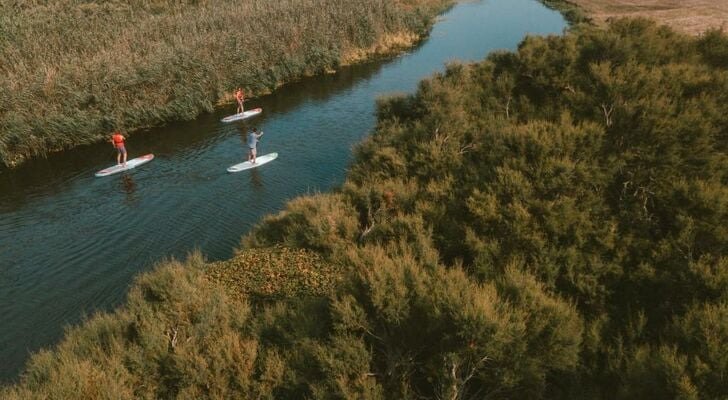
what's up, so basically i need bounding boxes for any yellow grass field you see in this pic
[569,0,728,35]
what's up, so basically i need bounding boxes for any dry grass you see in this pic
[341,31,420,65]
[569,0,728,35]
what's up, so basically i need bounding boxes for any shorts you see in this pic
[116,145,127,154]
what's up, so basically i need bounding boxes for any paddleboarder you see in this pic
[110,131,127,167]
[247,127,264,164]
[235,88,245,114]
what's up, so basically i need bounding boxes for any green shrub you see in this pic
[242,193,360,256]
[242,18,727,397]
[2,253,280,399]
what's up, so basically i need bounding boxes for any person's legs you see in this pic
[251,148,257,163]
[122,147,127,167]
[117,148,121,165]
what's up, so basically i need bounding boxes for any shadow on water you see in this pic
[0,0,566,383]
[249,170,264,190]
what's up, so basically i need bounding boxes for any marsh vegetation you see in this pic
[0,0,450,167]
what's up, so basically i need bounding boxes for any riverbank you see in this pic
[0,0,452,168]
[558,0,728,35]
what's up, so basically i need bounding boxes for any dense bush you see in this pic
[0,0,451,167]
[4,19,727,399]
[0,254,280,399]
[246,18,728,397]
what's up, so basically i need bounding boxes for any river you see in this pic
[0,0,566,382]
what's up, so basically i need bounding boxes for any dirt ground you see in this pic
[569,0,728,35]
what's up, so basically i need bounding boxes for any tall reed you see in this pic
[0,0,451,167]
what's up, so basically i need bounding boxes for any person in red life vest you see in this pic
[110,131,127,167]
[235,88,245,114]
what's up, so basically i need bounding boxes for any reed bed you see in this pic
[0,0,450,167]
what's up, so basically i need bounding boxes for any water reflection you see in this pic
[120,174,137,205]
[249,169,263,189]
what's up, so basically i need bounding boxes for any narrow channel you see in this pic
[0,0,565,381]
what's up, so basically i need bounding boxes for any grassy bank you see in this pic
[0,0,451,168]
[540,0,590,25]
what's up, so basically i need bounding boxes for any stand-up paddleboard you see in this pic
[227,152,278,172]
[95,154,155,177]
[221,108,262,123]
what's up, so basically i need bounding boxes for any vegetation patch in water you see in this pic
[206,245,343,301]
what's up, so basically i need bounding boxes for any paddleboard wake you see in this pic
[221,108,262,123]
[227,152,278,172]
[95,154,155,177]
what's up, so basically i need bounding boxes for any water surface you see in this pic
[0,0,565,381]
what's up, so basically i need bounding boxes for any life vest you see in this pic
[112,133,124,148]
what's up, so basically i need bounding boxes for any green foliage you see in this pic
[243,18,727,398]
[697,29,728,68]
[242,193,360,256]
[538,0,590,25]
[1,253,283,399]
[0,0,452,167]
[327,246,581,399]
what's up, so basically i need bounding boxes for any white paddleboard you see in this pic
[221,108,262,123]
[95,154,155,177]
[227,152,278,172]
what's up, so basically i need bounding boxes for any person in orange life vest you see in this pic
[235,88,245,114]
[110,131,127,167]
